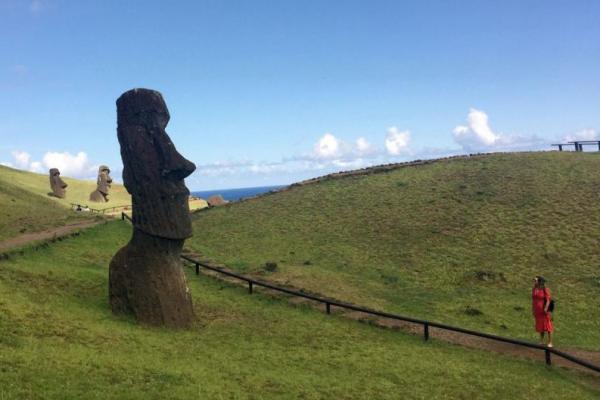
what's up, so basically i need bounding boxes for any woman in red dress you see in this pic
[532,276,553,347]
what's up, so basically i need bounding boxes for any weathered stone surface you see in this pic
[48,168,68,198]
[207,194,228,207]
[89,165,112,202]
[109,88,195,328]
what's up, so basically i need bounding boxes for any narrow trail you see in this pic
[183,250,600,380]
[0,219,102,252]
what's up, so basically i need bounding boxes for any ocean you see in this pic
[191,185,286,202]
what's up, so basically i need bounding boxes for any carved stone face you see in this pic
[49,168,68,198]
[116,88,196,239]
[97,165,112,195]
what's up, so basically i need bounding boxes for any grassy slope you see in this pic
[0,165,132,209]
[189,152,600,350]
[0,221,597,399]
[0,169,94,242]
[0,166,205,243]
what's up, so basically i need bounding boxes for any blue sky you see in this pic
[1,0,599,190]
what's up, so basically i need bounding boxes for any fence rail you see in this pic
[71,203,131,215]
[70,203,103,213]
[122,212,600,374]
[99,204,131,213]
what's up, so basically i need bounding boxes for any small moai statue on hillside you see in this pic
[109,88,196,328]
[48,168,68,198]
[89,165,113,202]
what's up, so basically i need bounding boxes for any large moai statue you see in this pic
[109,88,196,328]
[48,168,68,198]
[89,165,113,202]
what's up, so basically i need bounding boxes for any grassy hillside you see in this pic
[0,167,95,242]
[189,152,600,350]
[0,165,132,209]
[0,165,206,243]
[0,221,597,398]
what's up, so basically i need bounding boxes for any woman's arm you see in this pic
[543,288,551,313]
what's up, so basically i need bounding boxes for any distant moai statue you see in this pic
[109,88,195,328]
[89,165,112,202]
[48,168,68,198]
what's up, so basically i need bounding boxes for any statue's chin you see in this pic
[131,195,192,240]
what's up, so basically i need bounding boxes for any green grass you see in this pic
[0,165,205,242]
[0,221,598,399]
[0,164,130,243]
[0,169,94,242]
[0,164,132,210]
[189,152,600,350]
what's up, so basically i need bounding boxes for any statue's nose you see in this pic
[162,142,196,180]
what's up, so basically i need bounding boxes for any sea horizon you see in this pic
[191,184,287,202]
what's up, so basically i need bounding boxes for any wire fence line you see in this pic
[120,212,600,374]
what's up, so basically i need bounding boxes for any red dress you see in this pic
[532,287,553,333]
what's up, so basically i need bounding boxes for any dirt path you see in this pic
[183,250,600,380]
[0,219,102,252]
[342,309,600,378]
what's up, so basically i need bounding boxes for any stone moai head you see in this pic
[49,168,68,198]
[116,88,196,239]
[97,165,112,195]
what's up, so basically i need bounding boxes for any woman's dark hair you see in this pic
[536,276,546,287]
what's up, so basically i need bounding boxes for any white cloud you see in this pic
[563,128,598,142]
[453,108,500,149]
[29,161,44,173]
[198,126,415,183]
[313,133,343,159]
[313,133,382,160]
[1,161,13,167]
[42,151,96,178]
[12,150,31,169]
[385,127,411,155]
[355,137,375,155]
[5,150,97,178]
[331,158,368,169]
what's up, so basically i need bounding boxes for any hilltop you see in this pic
[189,152,600,350]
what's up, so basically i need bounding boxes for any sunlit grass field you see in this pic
[0,221,598,399]
[189,152,600,350]
[0,164,132,209]
[0,166,96,242]
[0,165,205,242]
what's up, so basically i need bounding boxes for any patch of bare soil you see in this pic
[0,219,101,252]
